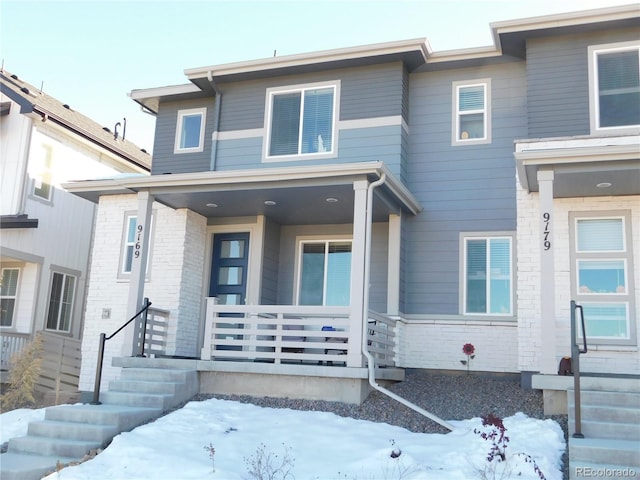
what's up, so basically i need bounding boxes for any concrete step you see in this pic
[568,418,640,441]
[99,390,175,409]
[109,378,184,395]
[569,437,640,467]
[8,435,101,459]
[568,404,640,424]
[569,461,640,480]
[45,404,161,431]
[118,367,196,383]
[27,419,120,443]
[568,389,640,408]
[0,452,76,480]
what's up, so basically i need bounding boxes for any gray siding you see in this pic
[404,61,527,315]
[261,218,281,305]
[151,97,216,175]
[527,28,638,138]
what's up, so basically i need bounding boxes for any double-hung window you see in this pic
[589,42,640,132]
[265,81,337,159]
[462,234,513,315]
[46,272,76,332]
[1,268,20,327]
[571,212,635,345]
[297,239,351,306]
[174,107,206,153]
[452,79,491,145]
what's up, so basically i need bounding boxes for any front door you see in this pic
[209,233,250,352]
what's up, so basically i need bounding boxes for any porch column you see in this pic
[122,190,154,356]
[387,213,401,316]
[348,180,368,367]
[538,170,556,374]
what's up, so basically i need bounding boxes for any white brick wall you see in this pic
[517,183,640,376]
[396,319,518,373]
[79,195,207,392]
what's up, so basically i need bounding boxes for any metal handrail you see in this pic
[91,298,152,405]
[570,300,588,438]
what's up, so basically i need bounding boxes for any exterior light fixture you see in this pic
[206,203,218,208]
[596,182,612,188]
[264,200,276,206]
[325,198,338,203]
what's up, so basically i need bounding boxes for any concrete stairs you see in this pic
[1,366,198,480]
[568,383,640,480]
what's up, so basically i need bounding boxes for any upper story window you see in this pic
[265,81,338,160]
[570,212,636,345]
[452,79,491,146]
[174,107,206,153]
[0,268,20,327]
[589,41,640,133]
[461,233,513,316]
[32,144,53,202]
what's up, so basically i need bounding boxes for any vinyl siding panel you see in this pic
[151,97,216,175]
[404,61,526,315]
[527,28,639,138]
[260,218,281,305]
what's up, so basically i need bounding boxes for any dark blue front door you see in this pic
[209,232,250,304]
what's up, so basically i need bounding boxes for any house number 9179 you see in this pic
[134,224,143,258]
[542,212,551,251]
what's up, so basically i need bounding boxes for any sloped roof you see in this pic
[0,70,151,171]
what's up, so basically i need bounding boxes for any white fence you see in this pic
[0,332,30,371]
[141,306,170,357]
[201,299,397,368]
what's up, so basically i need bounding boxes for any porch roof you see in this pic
[62,161,422,224]
[514,134,640,198]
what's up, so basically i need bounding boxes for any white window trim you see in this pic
[0,267,20,328]
[569,211,636,346]
[118,211,155,281]
[588,40,640,135]
[452,79,492,146]
[174,107,207,154]
[263,80,340,162]
[30,144,54,204]
[459,232,515,317]
[293,236,352,306]
[45,271,76,333]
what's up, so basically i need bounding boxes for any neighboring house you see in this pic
[64,5,638,410]
[0,70,150,398]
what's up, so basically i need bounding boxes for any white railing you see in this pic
[142,306,170,357]
[367,311,397,367]
[201,300,357,366]
[0,332,30,370]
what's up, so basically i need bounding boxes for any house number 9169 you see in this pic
[542,212,551,251]
[134,224,143,258]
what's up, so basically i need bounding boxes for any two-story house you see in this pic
[64,5,638,418]
[0,70,150,399]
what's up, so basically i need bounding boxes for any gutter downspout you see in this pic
[208,70,222,171]
[361,172,455,432]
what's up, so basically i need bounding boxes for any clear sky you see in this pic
[1,0,637,152]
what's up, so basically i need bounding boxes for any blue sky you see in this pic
[1,0,636,152]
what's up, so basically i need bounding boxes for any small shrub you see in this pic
[245,442,295,480]
[204,443,216,472]
[0,333,43,411]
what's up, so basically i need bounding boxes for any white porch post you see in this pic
[349,179,368,367]
[387,213,401,316]
[538,170,557,374]
[122,190,154,356]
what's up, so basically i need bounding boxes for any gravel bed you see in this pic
[194,369,569,479]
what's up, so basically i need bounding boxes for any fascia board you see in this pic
[184,38,428,80]
[514,144,640,165]
[129,83,200,100]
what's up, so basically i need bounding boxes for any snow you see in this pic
[1,399,565,479]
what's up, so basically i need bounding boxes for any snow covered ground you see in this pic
[1,398,565,479]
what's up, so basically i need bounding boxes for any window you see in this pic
[452,79,491,145]
[297,240,351,306]
[0,268,20,327]
[462,235,513,315]
[589,42,640,132]
[265,82,337,159]
[32,145,53,201]
[174,107,206,153]
[571,213,636,344]
[46,272,76,332]
[119,213,153,277]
